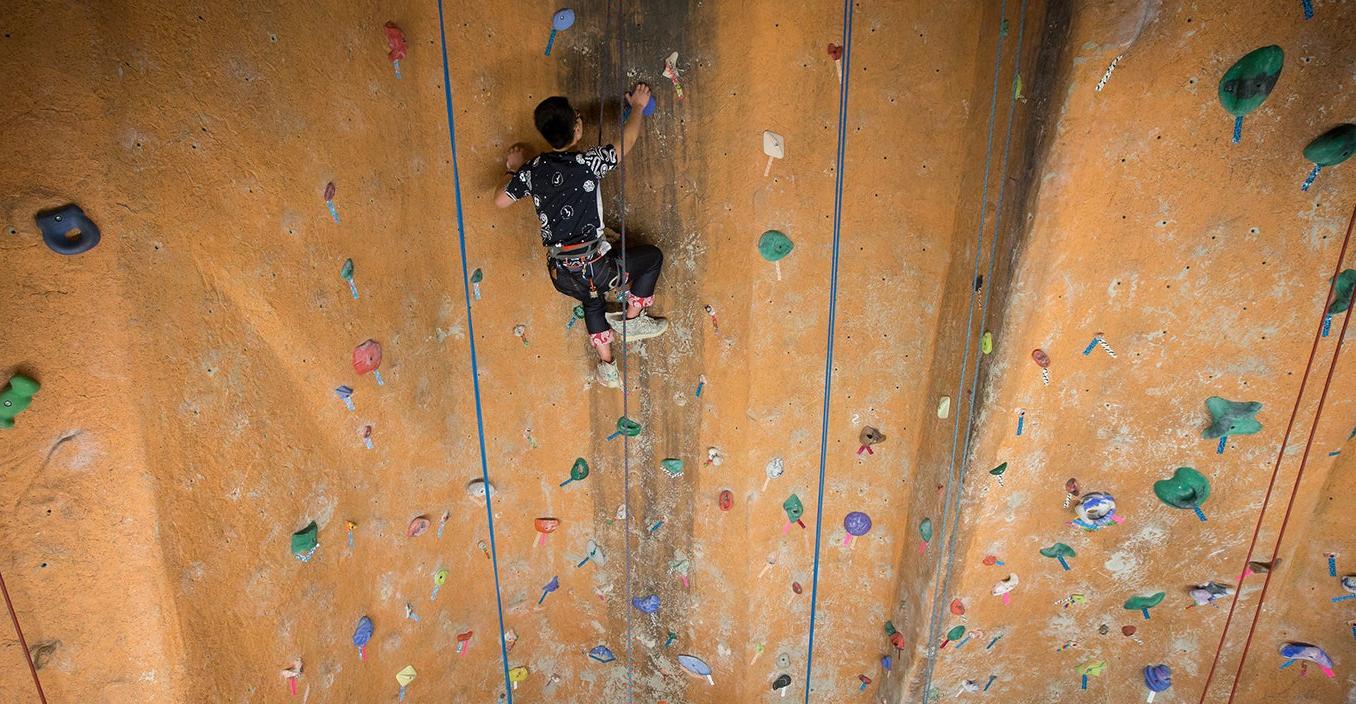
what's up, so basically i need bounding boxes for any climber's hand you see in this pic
[627,83,652,111]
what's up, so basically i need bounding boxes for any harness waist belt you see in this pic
[549,238,611,269]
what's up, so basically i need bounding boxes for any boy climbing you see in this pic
[494,83,667,389]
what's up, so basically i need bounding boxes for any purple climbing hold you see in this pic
[632,594,661,614]
[1143,664,1172,692]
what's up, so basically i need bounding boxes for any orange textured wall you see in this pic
[920,1,1356,702]
[1,1,1353,704]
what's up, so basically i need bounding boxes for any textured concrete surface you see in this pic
[0,1,1352,703]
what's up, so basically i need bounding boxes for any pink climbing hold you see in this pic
[384,22,407,78]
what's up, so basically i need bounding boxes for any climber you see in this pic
[493,83,667,389]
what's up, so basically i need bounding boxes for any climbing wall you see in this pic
[917,0,1356,702]
[1,1,1354,703]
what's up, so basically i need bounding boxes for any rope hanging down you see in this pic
[1196,203,1356,703]
[922,1,1028,698]
[802,0,854,700]
[433,2,515,700]
[612,2,637,699]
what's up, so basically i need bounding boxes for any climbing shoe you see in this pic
[596,361,622,389]
[606,312,669,342]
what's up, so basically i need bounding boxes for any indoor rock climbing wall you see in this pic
[1,1,1353,703]
[917,1,1356,703]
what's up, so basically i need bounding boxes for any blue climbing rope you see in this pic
[433,2,515,700]
[802,0,854,699]
[920,1,1028,699]
[613,1,636,701]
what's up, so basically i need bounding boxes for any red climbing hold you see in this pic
[718,490,733,511]
[950,598,965,616]
[384,22,407,62]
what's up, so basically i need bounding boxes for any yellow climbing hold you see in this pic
[1075,661,1106,677]
[981,331,993,354]
[937,396,951,419]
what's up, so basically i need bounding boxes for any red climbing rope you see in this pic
[1196,202,1355,703]
[0,569,48,704]
[1223,207,1356,703]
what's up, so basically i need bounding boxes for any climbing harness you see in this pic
[549,238,620,299]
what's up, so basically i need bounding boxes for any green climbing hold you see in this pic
[1039,543,1076,559]
[0,374,40,429]
[919,517,933,542]
[988,462,1008,477]
[615,416,642,437]
[1202,396,1262,439]
[340,258,355,280]
[1304,124,1356,167]
[291,521,319,560]
[884,621,898,636]
[1219,46,1283,118]
[660,458,685,478]
[758,230,794,262]
[1123,592,1166,611]
[783,494,805,522]
[1154,467,1210,509]
[945,625,966,641]
[570,458,589,481]
[470,268,484,284]
[1327,269,1356,316]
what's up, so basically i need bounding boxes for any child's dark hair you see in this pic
[534,97,577,149]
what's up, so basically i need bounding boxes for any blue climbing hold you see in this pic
[1143,664,1172,692]
[632,594,661,614]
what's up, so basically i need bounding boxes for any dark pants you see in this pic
[548,244,663,334]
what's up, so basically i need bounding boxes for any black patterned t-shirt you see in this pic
[504,144,618,246]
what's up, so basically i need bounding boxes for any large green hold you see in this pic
[1218,46,1283,117]
[291,521,319,560]
[758,230,794,262]
[1202,397,1262,439]
[1327,269,1356,315]
[0,374,40,429]
[1154,467,1210,509]
[1305,124,1356,167]
[919,517,933,542]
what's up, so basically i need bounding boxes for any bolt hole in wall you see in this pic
[0,1,1355,704]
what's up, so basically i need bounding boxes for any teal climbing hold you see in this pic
[1305,124,1356,167]
[1327,269,1356,316]
[1301,125,1356,190]
[1218,45,1283,142]
[1154,467,1210,517]
[660,458,685,477]
[758,230,794,262]
[1202,397,1262,439]
[291,521,319,561]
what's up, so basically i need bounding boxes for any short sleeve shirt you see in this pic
[505,145,618,246]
